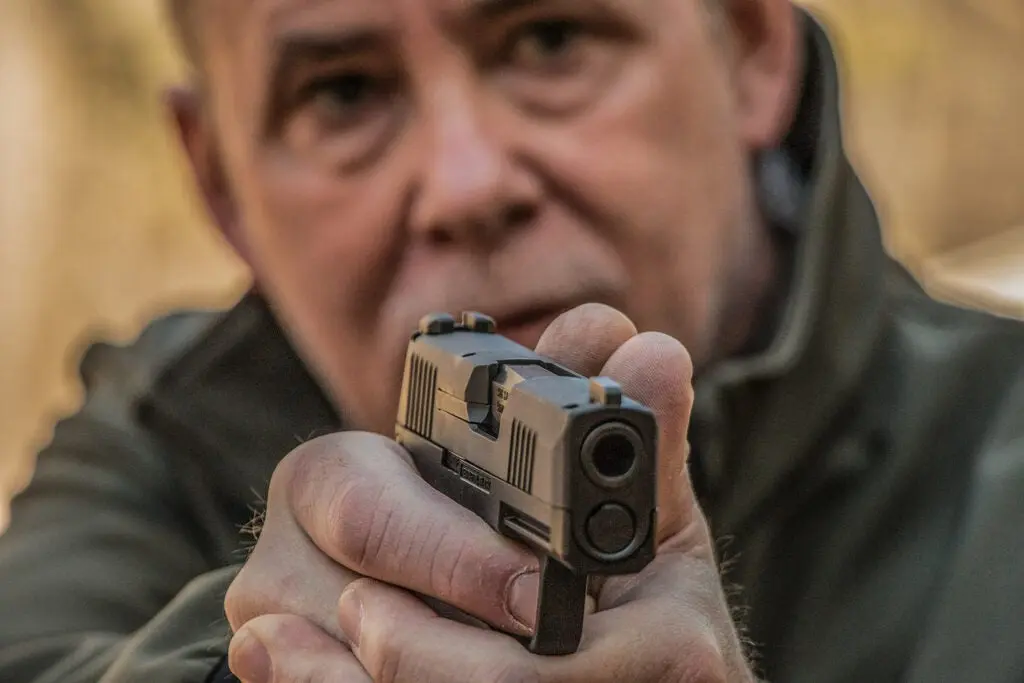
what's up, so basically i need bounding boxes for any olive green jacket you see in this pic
[1,11,1022,683]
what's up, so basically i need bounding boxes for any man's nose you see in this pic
[409,89,541,247]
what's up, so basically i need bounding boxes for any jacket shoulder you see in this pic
[33,305,231,497]
[28,304,238,551]
[881,263,1024,682]
[73,308,226,417]
[885,262,1024,387]
[1,304,249,683]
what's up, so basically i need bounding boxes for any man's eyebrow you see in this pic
[452,0,628,28]
[461,0,540,21]
[260,27,389,131]
[270,28,388,72]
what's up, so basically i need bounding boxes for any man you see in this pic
[1,0,1022,681]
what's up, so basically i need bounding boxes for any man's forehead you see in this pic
[223,0,522,26]
[199,0,655,82]
[213,0,635,37]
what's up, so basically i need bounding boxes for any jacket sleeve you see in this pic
[0,326,240,683]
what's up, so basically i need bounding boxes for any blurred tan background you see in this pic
[1,0,1022,531]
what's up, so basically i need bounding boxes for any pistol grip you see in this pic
[518,555,588,656]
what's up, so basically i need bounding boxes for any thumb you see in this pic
[533,303,638,376]
[598,332,696,546]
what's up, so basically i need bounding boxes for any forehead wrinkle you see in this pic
[259,0,520,36]
[264,0,339,20]
[435,0,648,33]
[262,0,396,31]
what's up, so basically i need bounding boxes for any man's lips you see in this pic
[492,305,575,349]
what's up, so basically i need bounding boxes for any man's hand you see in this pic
[225,304,754,683]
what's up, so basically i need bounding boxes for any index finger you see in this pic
[285,432,538,635]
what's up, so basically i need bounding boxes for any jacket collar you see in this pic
[691,9,888,534]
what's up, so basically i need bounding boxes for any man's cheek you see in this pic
[324,331,408,433]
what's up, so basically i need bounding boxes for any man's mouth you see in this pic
[491,304,575,350]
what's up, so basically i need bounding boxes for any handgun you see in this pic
[395,311,658,656]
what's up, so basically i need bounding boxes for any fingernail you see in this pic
[229,629,271,683]
[507,570,539,631]
[338,585,364,648]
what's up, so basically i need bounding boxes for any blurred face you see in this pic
[175,0,800,432]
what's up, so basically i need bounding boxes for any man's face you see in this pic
[180,0,799,432]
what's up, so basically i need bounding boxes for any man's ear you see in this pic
[165,85,253,265]
[723,0,802,150]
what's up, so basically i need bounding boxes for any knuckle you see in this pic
[365,627,407,683]
[357,603,436,683]
[428,526,467,601]
[322,434,421,575]
[428,528,519,620]
[248,613,305,645]
[224,564,263,631]
[274,430,424,580]
[308,666,364,683]
[242,616,363,683]
[224,538,307,631]
[660,629,730,683]
[328,475,401,572]
[270,434,343,505]
[483,662,541,683]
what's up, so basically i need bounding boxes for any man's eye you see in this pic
[274,65,403,165]
[509,19,587,71]
[291,72,401,133]
[305,74,380,111]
